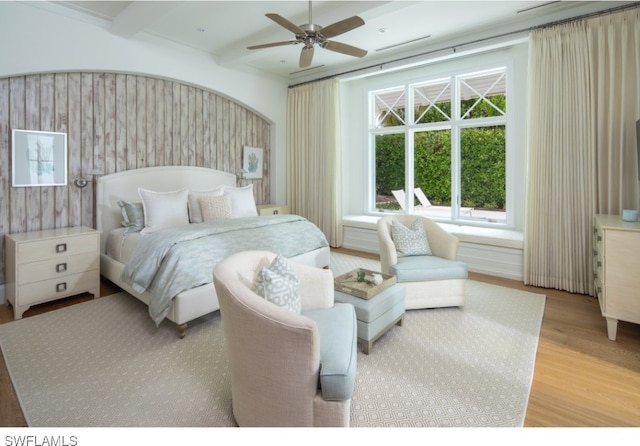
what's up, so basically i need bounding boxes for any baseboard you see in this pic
[342,225,524,281]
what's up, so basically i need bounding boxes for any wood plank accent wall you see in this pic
[0,72,271,285]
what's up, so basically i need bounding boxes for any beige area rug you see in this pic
[0,252,545,427]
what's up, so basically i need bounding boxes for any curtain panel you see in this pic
[524,8,640,294]
[287,79,343,247]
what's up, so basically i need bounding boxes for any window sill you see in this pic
[342,214,523,250]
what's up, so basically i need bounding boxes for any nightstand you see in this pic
[5,226,100,319]
[257,204,290,216]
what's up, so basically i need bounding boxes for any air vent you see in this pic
[290,65,326,75]
[376,35,431,52]
[516,1,560,14]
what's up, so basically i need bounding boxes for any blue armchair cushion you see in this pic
[391,255,468,282]
[303,303,357,401]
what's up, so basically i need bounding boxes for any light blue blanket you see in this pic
[121,215,329,325]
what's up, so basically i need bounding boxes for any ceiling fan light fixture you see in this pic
[247,0,367,68]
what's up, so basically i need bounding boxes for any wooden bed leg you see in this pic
[177,323,188,339]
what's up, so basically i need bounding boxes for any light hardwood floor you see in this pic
[1,248,639,427]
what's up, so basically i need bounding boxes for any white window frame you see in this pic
[368,64,513,228]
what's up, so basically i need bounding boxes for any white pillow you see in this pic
[138,188,189,234]
[188,187,225,223]
[224,184,258,218]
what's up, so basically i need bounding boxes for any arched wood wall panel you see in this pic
[0,72,271,285]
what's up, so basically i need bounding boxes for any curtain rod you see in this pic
[289,1,640,89]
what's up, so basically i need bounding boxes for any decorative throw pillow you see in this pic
[117,200,144,234]
[391,219,432,257]
[254,255,301,314]
[138,188,189,234]
[188,187,225,223]
[223,184,258,218]
[199,194,232,222]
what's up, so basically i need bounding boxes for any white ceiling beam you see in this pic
[110,1,182,38]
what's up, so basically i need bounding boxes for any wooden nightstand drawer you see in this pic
[17,233,98,263]
[17,252,99,285]
[18,270,99,306]
[257,204,289,216]
[18,271,97,306]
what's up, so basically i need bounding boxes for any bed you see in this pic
[96,166,330,338]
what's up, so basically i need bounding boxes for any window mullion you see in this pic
[451,76,461,220]
[406,84,415,213]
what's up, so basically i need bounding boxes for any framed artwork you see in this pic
[12,129,68,187]
[242,146,263,179]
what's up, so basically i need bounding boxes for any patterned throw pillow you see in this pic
[254,255,301,314]
[391,219,432,257]
[199,194,232,222]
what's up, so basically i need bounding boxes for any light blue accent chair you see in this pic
[377,215,467,309]
[213,250,357,427]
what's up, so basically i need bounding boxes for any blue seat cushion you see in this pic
[391,256,468,282]
[303,303,357,401]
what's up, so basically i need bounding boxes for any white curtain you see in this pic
[524,8,640,294]
[287,79,343,247]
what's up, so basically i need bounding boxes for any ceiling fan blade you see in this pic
[319,16,365,39]
[300,46,314,68]
[247,40,297,50]
[321,40,367,58]
[266,13,306,35]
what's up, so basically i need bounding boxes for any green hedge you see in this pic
[375,126,505,210]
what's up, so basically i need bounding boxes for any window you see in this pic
[370,67,508,225]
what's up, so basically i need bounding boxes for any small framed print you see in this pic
[12,129,68,187]
[242,146,263,179]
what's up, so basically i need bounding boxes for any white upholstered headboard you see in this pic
[96,166,237,254]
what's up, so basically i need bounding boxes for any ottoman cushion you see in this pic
[335,285,405,323]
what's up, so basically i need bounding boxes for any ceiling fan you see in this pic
[247,0,368,68]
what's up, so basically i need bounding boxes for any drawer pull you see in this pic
[56,282,67,293]
[56,243,67,253]
[56,262,67,273]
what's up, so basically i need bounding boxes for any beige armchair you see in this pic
[377,215,467,309]
[213,250,357,427]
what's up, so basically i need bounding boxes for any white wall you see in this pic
[338,42,530,232]
[0,1,290,204]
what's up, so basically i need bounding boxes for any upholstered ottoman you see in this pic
[334,284,405,354]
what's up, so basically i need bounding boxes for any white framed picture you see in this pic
[242,146,263,179]
[12,129,68,187]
